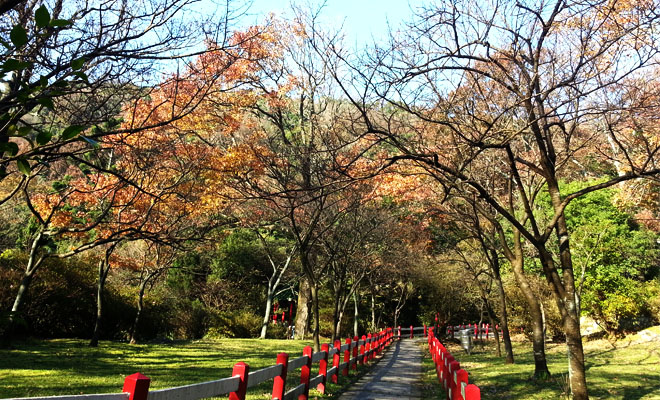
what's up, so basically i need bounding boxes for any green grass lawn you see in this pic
[0,338,377,399]
[420,328,660,399]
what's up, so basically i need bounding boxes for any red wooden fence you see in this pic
[427,328,481,400]
[6,329,395,400]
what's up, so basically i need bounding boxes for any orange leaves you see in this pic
[592,0,655,31]
[121,24,282,140]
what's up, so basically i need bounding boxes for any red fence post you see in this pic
[317,343,329,394]
[398,326,401,340]
[410,325,413,339]
[332,340,341,383]
[376,332,381,355]
[448,361,460,400]
[453,369,468,400]
[272,353,288,400]
[366,334,372,361]
[299,346,313,400]
[442,355,454,398]
[352,336,358,370]
[360,335,366,364]
[485,324,489,340]
[465,384,481,400]
[229,362,249,400]
[435,346,442,381]
[343,338,351,376]
[122,373,150,400]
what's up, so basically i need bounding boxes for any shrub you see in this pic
[206,309,262,338]
[266,323,288,339]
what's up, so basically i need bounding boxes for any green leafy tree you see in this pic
[561,182,659,336]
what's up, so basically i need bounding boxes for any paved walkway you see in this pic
[338,339,422,400]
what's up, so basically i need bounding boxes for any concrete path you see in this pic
[337,339,422,400]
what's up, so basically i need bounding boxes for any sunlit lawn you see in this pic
[420,327,660,399]
[0,338,376,399]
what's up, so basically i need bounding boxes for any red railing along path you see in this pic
[427,328,481,400]
[5,328,395,400]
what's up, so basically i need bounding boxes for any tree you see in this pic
[123,241,175,344]
[541,181,659,337]
[252,226,297,339]
[317,1,660,397]
[225,16,377,350]
[0,0,242,185]
[0,0,254,340]
[320,188,400,341]
[442,200,516,364]
[89,241,119,347]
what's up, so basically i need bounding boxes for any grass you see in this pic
[419,327,660,399]
[0,337,379,400]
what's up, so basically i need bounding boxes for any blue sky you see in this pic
[241,0,421,48]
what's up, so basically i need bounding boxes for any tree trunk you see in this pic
[514,263,551,378]
[331,280,342,342]
[10,271,35,319]
[564,313,588,400]
[3,271,34,345]
[10,235,44,317]
[483,299,500,356]
[539,246,587,399]
[370,291,376,331]
[495,276,514,363]
[353,292,359,337]
[310,283,321,352]
[258,241,294,340]
[5,234,45,344]
[90,244,117,347]
[90,253,112,347]
[334,291,354,342]
[491,249,514,364]
[129,278,148,344]
[477,302,484,341]
[544,162,588,399]
[335,309,344,341]
[536,155,589,400]
[506,229,550,379]
[295,276,311,340]
[260,280,275,339]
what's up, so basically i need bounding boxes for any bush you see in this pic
[0,250,147,341]
[502,273,564,341]
[266,323,288,339]
[647,281,660,324]
[169,299,209,339]
[206,309,262,338]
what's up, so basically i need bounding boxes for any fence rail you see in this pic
[5,329,395,400]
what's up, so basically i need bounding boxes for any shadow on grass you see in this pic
[0,338,312,398]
